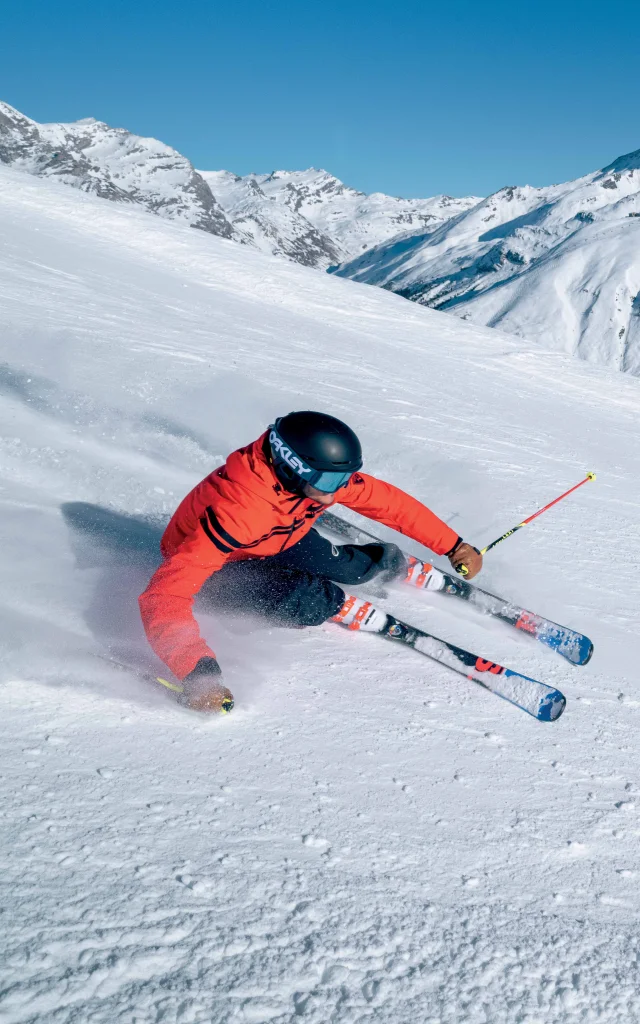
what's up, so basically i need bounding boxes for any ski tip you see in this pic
[580,640,594,666]
[566,636,594,666]
[555,633,594,667]
[537,689,566,722]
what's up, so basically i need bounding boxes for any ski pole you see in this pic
[458,472,596,576]
[156,675,184,693]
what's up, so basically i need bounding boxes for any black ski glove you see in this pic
[179,657,234,713]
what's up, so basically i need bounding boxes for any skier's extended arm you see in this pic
[339,472,483,578]
[138,535,224,681]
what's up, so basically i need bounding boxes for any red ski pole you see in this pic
[458,472,596,575]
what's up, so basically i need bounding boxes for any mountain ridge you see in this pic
[0,101,235,239]
[334,154,640,373]
[3,99,639,373]
[0,101,477,271]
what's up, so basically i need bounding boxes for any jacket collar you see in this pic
[227,432,326,516]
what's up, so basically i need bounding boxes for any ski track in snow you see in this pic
[1,163,640,1023]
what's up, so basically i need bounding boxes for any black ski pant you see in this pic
[198,528,403,627]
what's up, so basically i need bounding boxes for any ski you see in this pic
[334,600,566,722]
[319,511,593,666]
[404,559,593,666]
[380,613,565,721]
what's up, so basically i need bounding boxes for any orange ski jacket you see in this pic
[139,432,459,680]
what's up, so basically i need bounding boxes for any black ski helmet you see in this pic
[268,411,363,492]
[276,411,362,471]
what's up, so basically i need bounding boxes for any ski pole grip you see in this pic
[457,563,470,577]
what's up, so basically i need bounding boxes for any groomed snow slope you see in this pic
[1,163,640,1024]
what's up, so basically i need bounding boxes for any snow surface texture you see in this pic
[1,162,640,1023]
[334,155,640,374]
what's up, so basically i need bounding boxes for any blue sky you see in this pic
[2,0,639,199]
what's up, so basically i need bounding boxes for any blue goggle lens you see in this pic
[305,469,353,493]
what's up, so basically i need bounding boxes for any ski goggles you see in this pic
[268,426,357,493]
[304,468,354,493]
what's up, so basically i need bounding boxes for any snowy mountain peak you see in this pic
[0,100,34,124]
[0,101,235,239]
[0,101,478,271]
[260,167,362,196]
[0,102,39,152]
[198,164,479,267]
[238,167,480,262]
[4,100,639,374]
[599,147,640,176]
[335,146,640,374]
[200,167,343,267]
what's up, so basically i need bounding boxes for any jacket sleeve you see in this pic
[138,534,227,680]
[339,472,459,556]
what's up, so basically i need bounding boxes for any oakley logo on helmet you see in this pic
[269,430,311,476]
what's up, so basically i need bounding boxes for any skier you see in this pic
[138,411,483,712]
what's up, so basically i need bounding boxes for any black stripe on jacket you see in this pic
[200,505,320,554]
[205,507,244,548]
[200,516,234,554]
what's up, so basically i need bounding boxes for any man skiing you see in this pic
[139,411,483,712]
